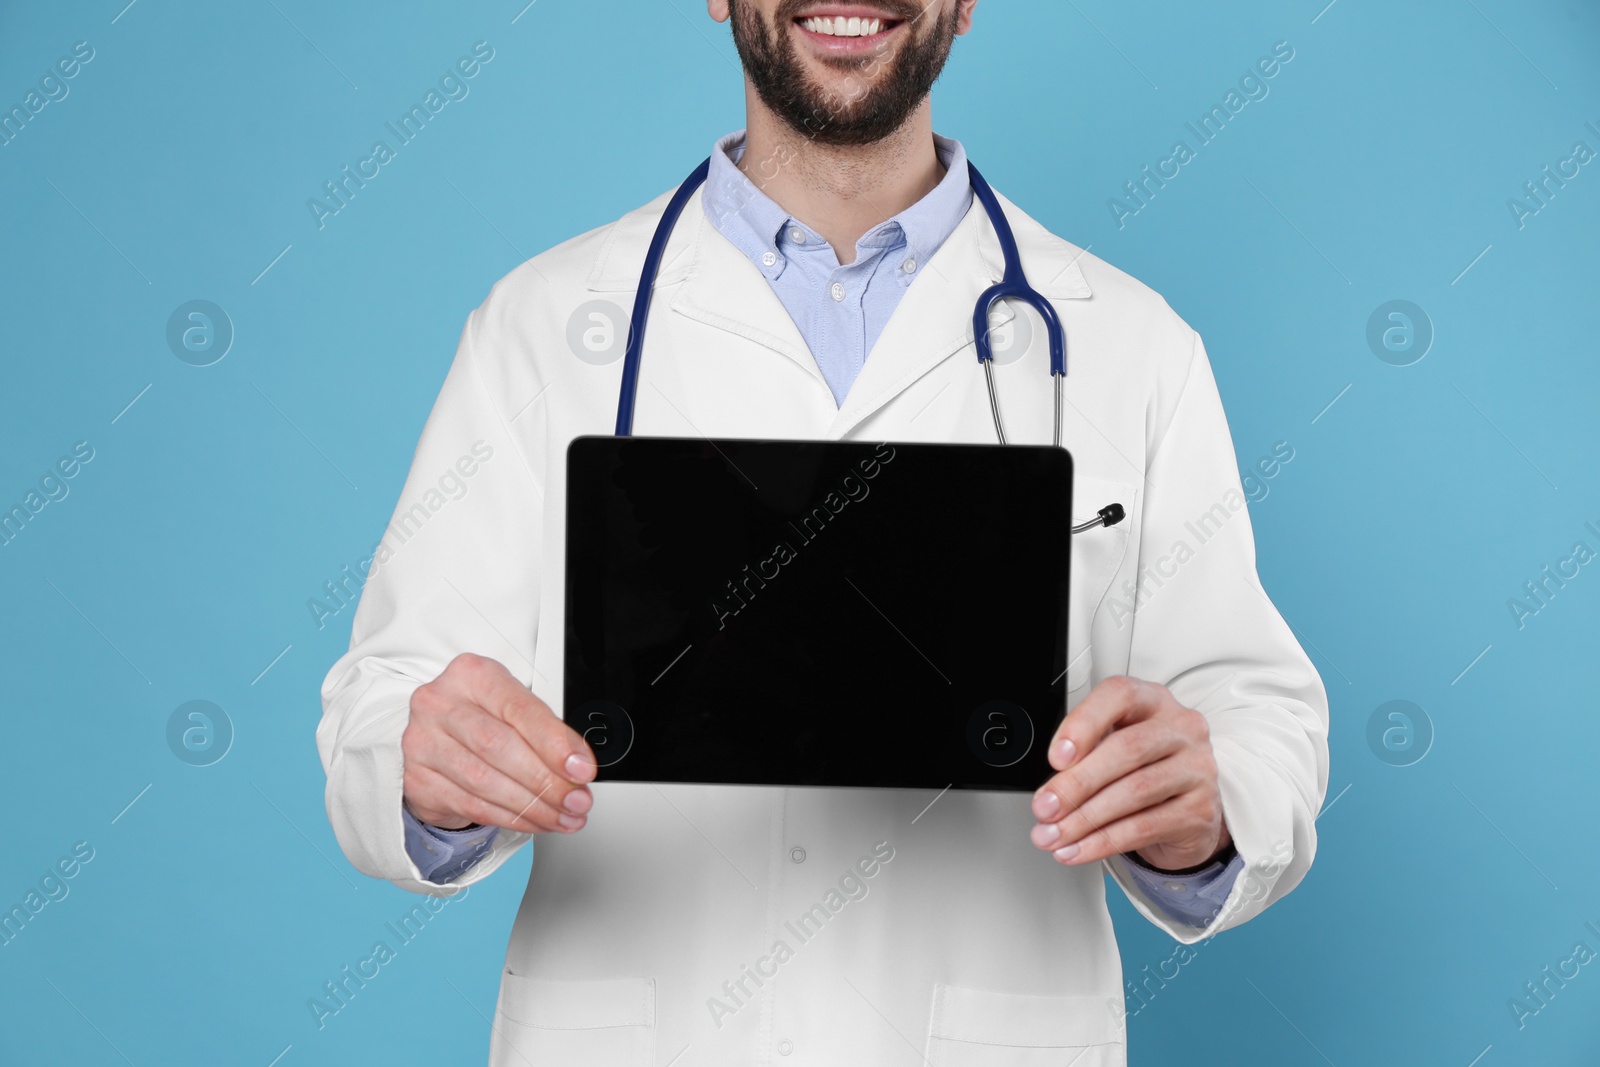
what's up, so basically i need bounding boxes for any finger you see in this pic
[1045,792,1208,866]
[441,705,593,818]
[465,658,597,784]
[407,762,583,835]
[1029,757,1196,854]
[419,736,583,832]
[1031,718,1184,821]
[1046,676,1167,772]
[410,760,584,834]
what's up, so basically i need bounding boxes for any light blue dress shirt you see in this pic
[400,129,1241,928]
[403,809,498,885]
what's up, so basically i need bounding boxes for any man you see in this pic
[317,1,1329,1063]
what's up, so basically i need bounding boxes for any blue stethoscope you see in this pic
[613,157,1124,536]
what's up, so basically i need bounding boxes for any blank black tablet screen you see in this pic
[564,436,1072,792]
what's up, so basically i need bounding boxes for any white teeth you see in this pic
[801,15,885,36]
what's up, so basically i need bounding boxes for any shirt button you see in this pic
[789,227,806,245]
[902,257,918,274]
[790,846,806,864]
[830,282,845,302]
[778,1039,794,1055]
[761,251,778,267]
[1165,880,1187,892]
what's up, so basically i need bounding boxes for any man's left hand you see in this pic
[1028,676,1231,871]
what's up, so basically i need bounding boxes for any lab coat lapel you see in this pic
[829,187,1094,440]
[826,196,997,440]
[667,193,829,392]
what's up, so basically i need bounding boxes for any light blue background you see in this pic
[2,1,1597,1063]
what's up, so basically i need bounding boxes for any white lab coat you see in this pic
[317,178,1329,1066]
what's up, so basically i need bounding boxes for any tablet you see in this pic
[563,436,1072,791]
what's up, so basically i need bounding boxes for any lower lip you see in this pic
[793,19,902,54]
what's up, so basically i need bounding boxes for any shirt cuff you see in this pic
[1118,845,1245,929]
[401,805,500,885]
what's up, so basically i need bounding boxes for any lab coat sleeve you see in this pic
[317,303,547,897]
[1101,330,1330,944]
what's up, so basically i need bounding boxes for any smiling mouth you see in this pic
[795,14,902,38]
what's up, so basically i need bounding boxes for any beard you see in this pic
[727,0,961,147]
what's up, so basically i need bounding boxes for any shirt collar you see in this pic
[702,128,973,285]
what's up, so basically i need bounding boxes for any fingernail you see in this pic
[565,754,595,781]
[1053,843,1080,863]
[1032,790,1061,819]
[561,789,591,815]
[1030,822,1061,848]
[1052,738,1076,767]
[557,813,585,831]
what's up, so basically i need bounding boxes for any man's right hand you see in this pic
[401,653,596,834]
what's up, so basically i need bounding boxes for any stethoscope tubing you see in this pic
[613,155,1124,534]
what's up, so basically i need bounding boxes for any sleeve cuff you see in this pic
[1118,844,1245,929]
[401,805,501,885]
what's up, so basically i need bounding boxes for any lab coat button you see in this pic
[789,846,806,864]
[778,1039,794,1055]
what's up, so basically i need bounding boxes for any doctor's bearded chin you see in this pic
[723,0,963,146]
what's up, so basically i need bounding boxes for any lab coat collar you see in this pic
[585,173,1095,438]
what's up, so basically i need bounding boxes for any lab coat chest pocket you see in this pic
[489,971,655,1067]
[1065,476,1135,703]
[926,984,1125,1067]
